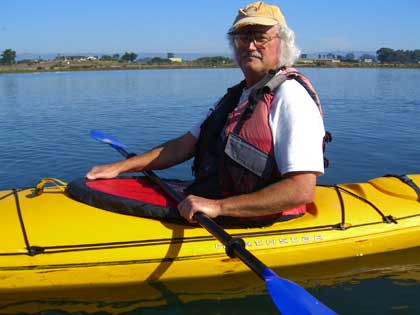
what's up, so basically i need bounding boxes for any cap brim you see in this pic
[232,17,280,30]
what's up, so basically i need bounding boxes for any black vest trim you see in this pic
[185,81,246,198]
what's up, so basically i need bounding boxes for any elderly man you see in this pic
[86,1,325,225]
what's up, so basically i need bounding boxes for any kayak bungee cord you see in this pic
[385,174,420,200]
[4,180,419,257]
[12,189,43,256]
[332,184,397,227]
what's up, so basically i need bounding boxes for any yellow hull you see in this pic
[1,174,420,312]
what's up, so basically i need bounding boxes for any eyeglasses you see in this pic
[230,32,280,48]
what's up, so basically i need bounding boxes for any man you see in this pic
[86,1,325,224]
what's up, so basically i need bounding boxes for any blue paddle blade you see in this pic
[90,130,128,150]
[263,268,337,315]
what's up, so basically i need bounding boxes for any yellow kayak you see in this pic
[1,174,420,313]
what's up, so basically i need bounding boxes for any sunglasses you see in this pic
[230,32,280,48]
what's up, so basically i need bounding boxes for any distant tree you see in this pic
[394,50,411,64]
[412,50,420,63]
[17,59,33,64]
[359,54,376,62]
[376,48,394,63]
[137,57,151,63]
[1,48,17,65]
[167,52,175,58]
[147,57,171,65]
[344,53,355,61]
[112,54,120,61]
[121,52,138,63]
[100,55,113,61]
[195,56,233,65]
[376,47,420,64]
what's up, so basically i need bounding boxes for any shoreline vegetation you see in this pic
[1,59,420,74]
[1,48,420,74]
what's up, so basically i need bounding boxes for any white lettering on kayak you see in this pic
[214,234,324,250]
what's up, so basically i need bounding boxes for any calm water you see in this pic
[1,68,420,314]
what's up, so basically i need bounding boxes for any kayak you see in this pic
[1,174,420,312]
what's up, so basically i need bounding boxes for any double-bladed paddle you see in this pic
[89,129,337,315]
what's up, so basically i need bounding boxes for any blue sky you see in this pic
[2,0,420,56]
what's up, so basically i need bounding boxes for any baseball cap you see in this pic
[231,1,287,30]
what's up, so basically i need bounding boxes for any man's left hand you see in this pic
[177,195,222,223]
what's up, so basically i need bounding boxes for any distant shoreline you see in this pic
[1,61,419,74]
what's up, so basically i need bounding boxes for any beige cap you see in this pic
[231,1,287,30]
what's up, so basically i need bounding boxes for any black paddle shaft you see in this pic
[144,168,268,281]
[194,213,268,281]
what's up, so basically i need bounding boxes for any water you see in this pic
[1,68,420,314]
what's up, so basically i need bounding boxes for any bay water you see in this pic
[0,68,419,314]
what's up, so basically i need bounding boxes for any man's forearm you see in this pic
[120,132,196,173]
[218,172,317,217]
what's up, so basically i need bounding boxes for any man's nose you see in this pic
[245,39,258,50]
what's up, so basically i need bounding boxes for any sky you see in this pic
[1,0,420,57]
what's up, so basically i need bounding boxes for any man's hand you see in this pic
[86,162,122,180]
[178,172,317,221]
[177,195,222,223]
[86,132,197,181]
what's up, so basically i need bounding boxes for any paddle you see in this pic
[90,129,337,315]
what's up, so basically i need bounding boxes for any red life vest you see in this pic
[185,68,325,220]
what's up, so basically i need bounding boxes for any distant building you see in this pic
[166,53,182,63]
[298,58,314,64]
[55,55,98,62]
[362,58,373,63]
[297,58,341,64]
[169,57,182,63]
[318,58,341,63]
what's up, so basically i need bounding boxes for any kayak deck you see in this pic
[1,174,419,291]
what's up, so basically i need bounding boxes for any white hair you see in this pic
[277,24,301,67]
[228,24,301,67]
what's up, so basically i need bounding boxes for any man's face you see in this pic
[233,25,281,86]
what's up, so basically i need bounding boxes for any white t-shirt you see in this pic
[190,78,325,175]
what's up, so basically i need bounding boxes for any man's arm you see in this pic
[86,132,197,179]
[177,172,317,222]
